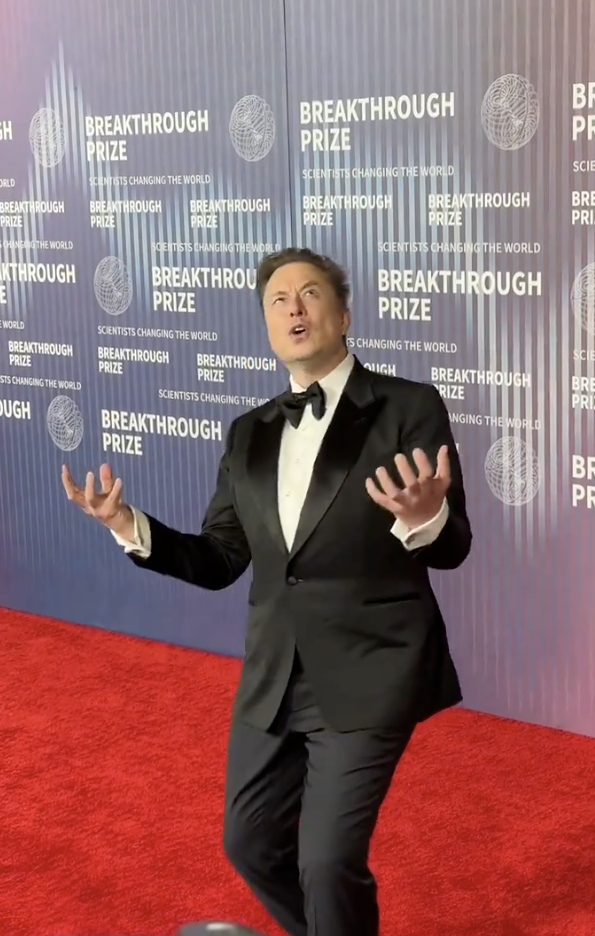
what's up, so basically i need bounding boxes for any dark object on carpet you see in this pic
[178,924,265,936]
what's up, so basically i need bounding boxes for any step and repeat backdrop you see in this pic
[0,0,594,736]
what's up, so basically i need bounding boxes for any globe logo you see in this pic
[229,95,276,162]
[29,107,66,169]
[481,74,540,151]
[46,395,84,452]
[571,262,595,336]
[484,436,541,506]
[93,256,133,315]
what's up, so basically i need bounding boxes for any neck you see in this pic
[289,347,348,388]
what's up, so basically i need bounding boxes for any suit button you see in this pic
[287,575,299,586]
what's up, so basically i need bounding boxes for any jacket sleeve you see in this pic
[399,384,472,570]
[128,418,251,590]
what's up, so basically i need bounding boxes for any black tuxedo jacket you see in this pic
[130,359,472,732]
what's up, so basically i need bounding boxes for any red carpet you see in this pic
[1,609,595,936]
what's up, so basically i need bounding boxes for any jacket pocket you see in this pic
[362,592,420,607]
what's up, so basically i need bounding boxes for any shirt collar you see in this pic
[290,352,355,409]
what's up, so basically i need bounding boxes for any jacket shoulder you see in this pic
[223,396,276,447]
[234,396,276,426]
[368,369,441,407]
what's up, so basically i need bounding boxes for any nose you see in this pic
[289,293,305,316]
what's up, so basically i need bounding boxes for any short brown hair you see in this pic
[256,247,350,309]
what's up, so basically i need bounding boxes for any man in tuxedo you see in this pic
[62,247,472,936]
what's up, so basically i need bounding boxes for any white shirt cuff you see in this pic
[111,507,152,558]
[390,498,449,550]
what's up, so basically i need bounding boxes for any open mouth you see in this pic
[289,323,308,337]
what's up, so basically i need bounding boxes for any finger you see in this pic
[61,465,80,501]
[374,466,401,498]
[99,463,115,494]
[84,471,97,506]
[411,448,434,480]
[61,464,73,492]
[393,453,417,488]
[365,477,408,512]
[103,476,123,511]
[434,445,451,482]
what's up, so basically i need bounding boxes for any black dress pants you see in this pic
[223,665,414,936]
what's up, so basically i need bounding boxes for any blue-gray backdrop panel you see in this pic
[1,0,594,736]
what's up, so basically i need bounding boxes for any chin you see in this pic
[282,343,318,364]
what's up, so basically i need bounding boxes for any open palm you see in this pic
[365,446,450,529]
[61,462,127,528]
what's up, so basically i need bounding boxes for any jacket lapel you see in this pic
[289,360,379,559]
[246,403,288,555]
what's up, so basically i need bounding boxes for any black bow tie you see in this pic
[277,382,326,428]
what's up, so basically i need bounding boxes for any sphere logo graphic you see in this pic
[47,395,84,452]
[29,107,66,168]
[481,74,540,151]
[94,256,133,315]
[484,436,541,506]
[229,95,276,162]
[571,262,595,336]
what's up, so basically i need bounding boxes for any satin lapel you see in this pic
[246,409,287,555]
[289,367,378,559]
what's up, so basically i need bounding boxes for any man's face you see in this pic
[262,262,350,369]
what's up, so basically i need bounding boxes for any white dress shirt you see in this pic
[112,353,448,558]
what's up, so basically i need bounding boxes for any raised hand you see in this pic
[61,463,134,538]
[365,446,451,529]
